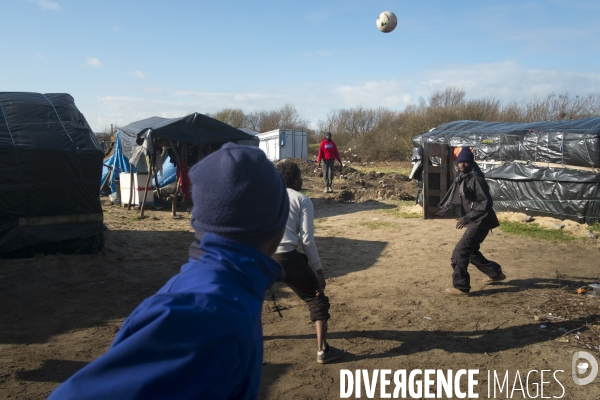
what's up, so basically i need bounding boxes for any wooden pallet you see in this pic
[422,143,450,219]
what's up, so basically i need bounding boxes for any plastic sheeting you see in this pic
[119,113,256,161]
[101,148,177,194]
[101,132,133,194]
[412,118,600,224]
[413,118,600,168]
[483,163,600,224]
[0,92,104,254]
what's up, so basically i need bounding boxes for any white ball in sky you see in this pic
[376,11,397,33]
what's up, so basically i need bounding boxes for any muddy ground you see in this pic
[1,161,600,399]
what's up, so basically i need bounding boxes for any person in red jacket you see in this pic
[317,132,343,193]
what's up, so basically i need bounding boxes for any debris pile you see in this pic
[530,280,600,353]
[283,159,419,202]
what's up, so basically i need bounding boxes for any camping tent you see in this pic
[117,113,257,161]
[412,117,600,224]
[0,92,105,256]
[101,131,177,195]
[102,113,258,212]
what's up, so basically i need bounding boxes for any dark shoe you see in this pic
[445,287,469,296]
[317,345,345,364]
[482,272,506,284]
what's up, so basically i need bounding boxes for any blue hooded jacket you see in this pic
[48,233,282,400]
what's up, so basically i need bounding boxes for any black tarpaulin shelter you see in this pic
[118,113,257,161]
[412,118,600,224]
[115,113,258,217]
[0,92,105,257]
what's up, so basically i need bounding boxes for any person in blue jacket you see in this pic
[48,143,290,400]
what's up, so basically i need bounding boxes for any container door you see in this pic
[278,131,287,159]
[293,131,307,159]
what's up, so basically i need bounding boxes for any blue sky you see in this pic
[3,0,599,132]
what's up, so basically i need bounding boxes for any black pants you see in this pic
[272,250,330,321]
[322,159,335,188]
[451,228,502,291]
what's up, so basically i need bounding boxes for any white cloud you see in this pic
[85,57,103,68]
[81,62,600,132]
[35,51,46,60]
[27,0,60,11]
[112,26,121,32]
[140,87,168,94]
[330,61,600,108]
[129,70,147,79]
[89,96,195,131]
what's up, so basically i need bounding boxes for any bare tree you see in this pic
[196,88,600,162]
[462,98,501,121]
[209,108,246,127]
[499,100,525,122]
[429,87,466,108]
[243,104,309,133]
[279,104,310,130]
[94,126,114,142]
[522,92,600,121]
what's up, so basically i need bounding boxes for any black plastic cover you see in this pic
[0,92,104,253]
[483,162,599,224]
[412,118,600,224]
[119,113,256,160]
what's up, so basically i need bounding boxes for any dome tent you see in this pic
[0,92,105,257]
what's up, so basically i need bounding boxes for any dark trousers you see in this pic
[451,228,502,291]
[272,250,330,321]
[322,159,335,188]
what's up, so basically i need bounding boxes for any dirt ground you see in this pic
[1,161,600,399]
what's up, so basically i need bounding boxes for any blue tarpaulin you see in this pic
[101,131,177,194]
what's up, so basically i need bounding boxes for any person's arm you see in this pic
[333,143,343,165]
[298,196,322,272]
[49,296,243,400]
[317,142,324,164]
[463,175,493,223]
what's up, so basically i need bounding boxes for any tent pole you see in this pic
[172,170,181,218]
[168,140,182,164]
[182,144,189,202]
[139,155,152,218]
[127,163,134,210]
[169,140,182,218]
[153,148,162,199]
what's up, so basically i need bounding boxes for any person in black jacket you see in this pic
[438,146,506,296]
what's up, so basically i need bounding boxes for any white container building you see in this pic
[256,129,308,161]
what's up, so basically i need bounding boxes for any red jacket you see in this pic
[317,139,342,164]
